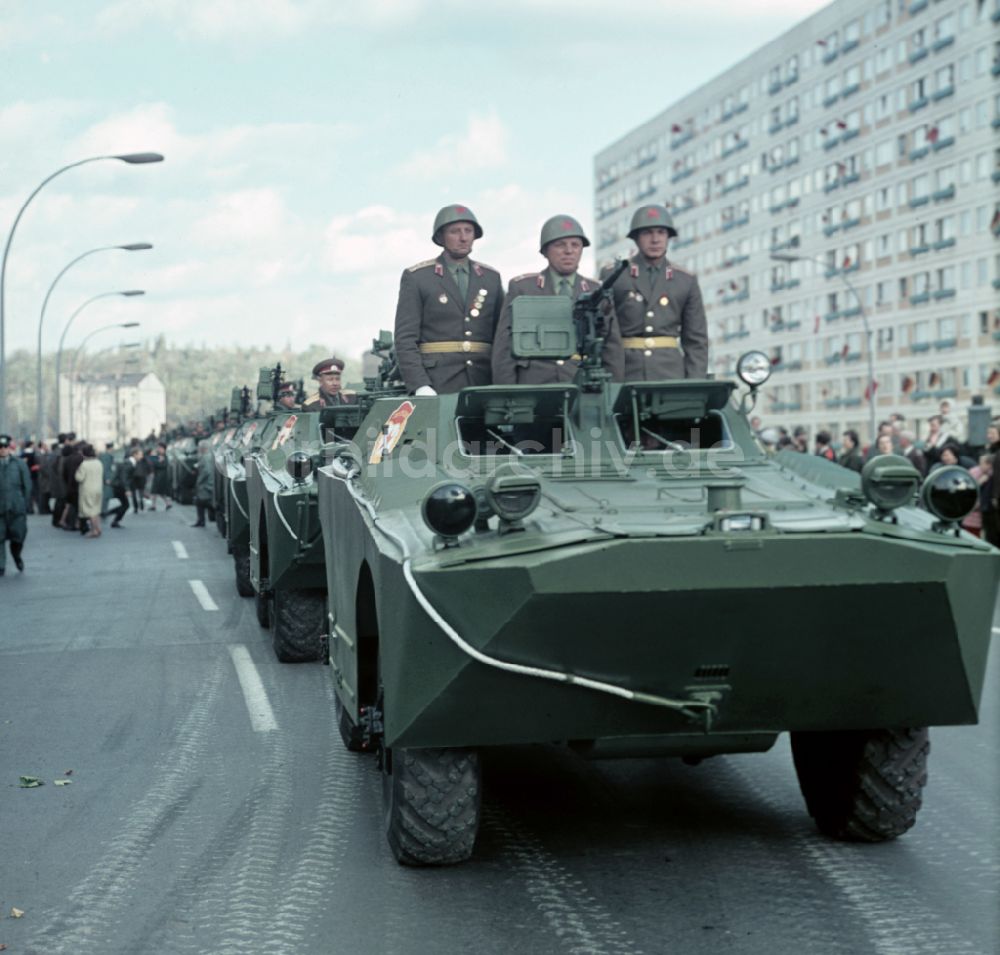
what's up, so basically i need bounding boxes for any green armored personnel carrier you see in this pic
[246,368,353,661]
[316,273,999,866]
[213,388,250,539]
[167,435,198,504]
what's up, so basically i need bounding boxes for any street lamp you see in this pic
[36,242,153,437]
[67,323,142,432]
[0,151,164,431]
[55,291,144,432]
[771,251,877,444]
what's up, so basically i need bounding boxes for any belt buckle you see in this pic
[462,341,471,353]
[644,337,655,348]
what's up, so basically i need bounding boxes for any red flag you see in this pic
[816,38,827,46]
[841,343,850,357]
[842,256,852,268]
[901,375,915,394]
[836,119,848,130]
[730,280,739,290]
[864,380,878,402]
[814,314,821,334]
[987,369,1000,386]
[926,126,939,144]
[671,123,683,133]
[928,371,940,387]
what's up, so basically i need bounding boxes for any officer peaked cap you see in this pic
[312,357,344,377]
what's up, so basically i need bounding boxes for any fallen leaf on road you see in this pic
[54,779,72,787]
[64,769,73,776]
[10,908,24,918]
[19,776,43,788]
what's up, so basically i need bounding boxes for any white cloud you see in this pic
[397,112,510,179]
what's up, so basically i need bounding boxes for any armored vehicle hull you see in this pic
[317,376,998,865]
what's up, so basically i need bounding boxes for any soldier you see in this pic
[394,204,504,395]
[303,358,356,409]
[601,204,708,380]
[275,381,299,410]
[493,215,623,385]
[0,435,32,575]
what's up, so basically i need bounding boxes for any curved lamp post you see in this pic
[0,151,163,432]
[68,323,141,432]
[771,251,877,445]
[36,242,152,437]
[55,291,144,432]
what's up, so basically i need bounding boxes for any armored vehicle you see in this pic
[167,436,198,504]
[316,276,998,866]
[213,388,251,539]
[245,368,364,662]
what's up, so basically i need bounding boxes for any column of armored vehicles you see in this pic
[196,292,996,868]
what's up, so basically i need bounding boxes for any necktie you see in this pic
[455,266,468,300]
[558,277,571,296]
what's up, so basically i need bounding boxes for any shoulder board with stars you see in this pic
[406,258,438,273]
[472,260,499,274]
[302,392,321,406]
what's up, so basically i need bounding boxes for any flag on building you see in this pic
[864,379,879,402]
[901,375,915,394]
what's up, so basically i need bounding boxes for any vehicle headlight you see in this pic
[920,466,978,523]
[285,450,313,483]
[422,482,477,543]
[485,465,541,527]
[861,454,920,513]
[736,351,772,388]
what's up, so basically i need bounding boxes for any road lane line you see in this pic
[189,579,218,611]
[228,645,278,733]
[172,540,189,560]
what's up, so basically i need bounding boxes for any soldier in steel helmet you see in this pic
[0,434,31,575]
[601,204,708,380]
[394,204,505,396]
[493,215,623,385]
[302,358,356,409]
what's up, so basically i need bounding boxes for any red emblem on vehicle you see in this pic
[273,414,298,449]
[369,401,416,463]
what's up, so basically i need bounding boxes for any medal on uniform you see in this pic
[660,296,669,306]
[479,288,487,297]
[470,308,480,317]
[439,293,448,304]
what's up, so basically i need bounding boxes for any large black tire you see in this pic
[382,746,481,866]
[791,727,929,842]
[255,589,271,628]
[233,548,254,597]
[271,587,325,663]
[335,694,373,753]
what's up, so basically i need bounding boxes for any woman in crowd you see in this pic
[147,442,173,511]
[76,443,105,538]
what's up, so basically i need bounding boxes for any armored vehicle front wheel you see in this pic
[382,745,481,866]
[255,589,271,628]
[233,547,254,597]
[271,587,325,663]
[791,727,929,842]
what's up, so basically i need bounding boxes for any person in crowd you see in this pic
[147,442,173,510]
[0,434,31,575]
[394,204,504,395]
[923,414,952,467]
[19,440,39,514]
[103,452,132,529]
[938,399,965,444]
[129,447,149,512]
[961,453,993,538]
[837,429,863,472]
[48,434,68,525]
[493,214,623,384]
[814,430,835,461]
[874,433,895,456]
[929,443,972,472]
[36,441,52,515]
[191,440,215,528]
[75,443,104,538]
[99,442,115,515]
[898,430,927,477]
[59,437,84,531]
[302,358,357,408]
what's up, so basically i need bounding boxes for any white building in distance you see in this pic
[594,0,1000,444]
[59,371,166,446]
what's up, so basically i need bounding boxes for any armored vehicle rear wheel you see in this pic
[382,745,481,866]
[233,547,254,597]
[791,727,929,842]
[255,589,271,628]
[335,694,372,753]
[271,587,325,662]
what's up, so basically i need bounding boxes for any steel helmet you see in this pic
[627,204,678,240]
[431,204,483,245]
[539,214,590,253]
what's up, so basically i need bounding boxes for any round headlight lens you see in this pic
[861,454,920,512]
[920,466,978,523]
[422,483,477,540]
[285,450,313,482]
[485,465,541,523]
[736,351,772,388]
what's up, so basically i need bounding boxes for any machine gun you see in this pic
[360,330,406,411]
[573,258,628,392]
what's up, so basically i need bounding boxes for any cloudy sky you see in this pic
[2,0,829,363]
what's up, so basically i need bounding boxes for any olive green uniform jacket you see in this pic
[0,455,31,566]
[301,391,357,410]
[492,271,624,385]
[394,254,504,394]
[600,254,709,380]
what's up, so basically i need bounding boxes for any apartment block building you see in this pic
[594,0,1000,443]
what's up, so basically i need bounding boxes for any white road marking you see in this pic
[189,579,218,611]
[228,645,278,733]
[172,540,189,560]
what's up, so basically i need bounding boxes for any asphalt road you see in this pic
[1,508,997,955]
